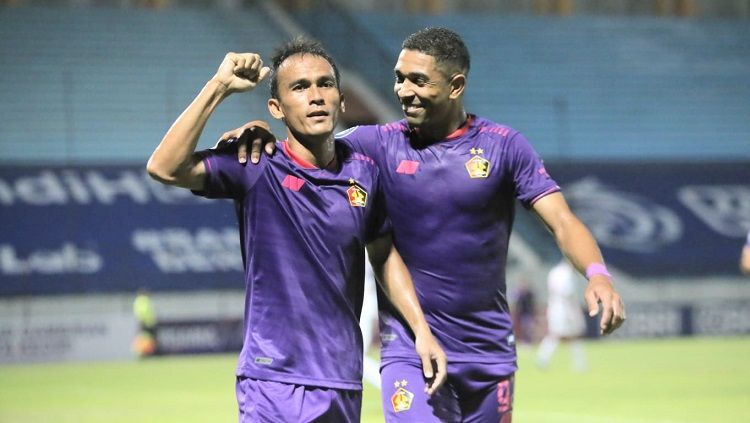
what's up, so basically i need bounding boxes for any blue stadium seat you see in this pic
[0,5,287,163]
[340,13,750,160]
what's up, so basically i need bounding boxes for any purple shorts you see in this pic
[235,376,362,422]
[380,359,514,422]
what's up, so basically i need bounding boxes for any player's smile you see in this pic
[393,49,454,130]
[402,103,424,117]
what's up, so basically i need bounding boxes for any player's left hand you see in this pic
[585,276,626,335]
[214,120,278,164]
[414,331,447,395]
[213,120,276,164]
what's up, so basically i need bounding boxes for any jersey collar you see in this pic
[409,114,475,143]
[282,140,338,171]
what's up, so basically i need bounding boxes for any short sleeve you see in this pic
[192,142,265,200]
[336,125,386,163]
[364,181,391,243]
[507,131,560,208]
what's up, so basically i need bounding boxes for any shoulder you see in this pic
[200,140,274,177]
[471,116,519,143]
[471,116,540,162]
[336,120,409,140]
[337,141,377,169]
[336,121,408,159]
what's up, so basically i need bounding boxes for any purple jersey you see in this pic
[338,115,559,368]
[196,140,385,390]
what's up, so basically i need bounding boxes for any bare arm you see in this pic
[367,235,447,394]
[741,244,750,275]
[146,53,270,190]
[532,192,626,335]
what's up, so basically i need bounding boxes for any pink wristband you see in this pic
[585,263,612,280]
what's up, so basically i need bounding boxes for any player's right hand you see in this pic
[585,276,626,335]
[415,331,448,395]
[211,52,270,94]
[216,120,278,164]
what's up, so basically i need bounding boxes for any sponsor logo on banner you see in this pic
[564,177,682,253]
[0,243,102,275]
[677,185,750,237]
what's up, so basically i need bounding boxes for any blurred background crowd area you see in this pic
[0,0,748,364]
[4,0,750,17]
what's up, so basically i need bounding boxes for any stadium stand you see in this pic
[1,2,748,365]
[294,10,750,160]
[0,4,287,163]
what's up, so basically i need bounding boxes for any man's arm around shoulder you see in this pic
[367,234,447,395]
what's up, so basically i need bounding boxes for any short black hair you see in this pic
[402,27,470,78]
[269,37,341,99]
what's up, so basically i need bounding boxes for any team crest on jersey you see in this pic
[465,147,491,178]
[390,380,414,412]
[347,178,367,207]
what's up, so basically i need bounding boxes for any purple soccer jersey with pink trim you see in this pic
[338,115,560,369]
[195,140,385,390]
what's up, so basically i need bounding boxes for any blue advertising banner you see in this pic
[0,165,244,296]
[155,318,244,355]
[547,161,750,277]
[1,162,748,296]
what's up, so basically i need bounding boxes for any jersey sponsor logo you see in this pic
[390,380,414,412]
[347,178,367,207]
[281,175,305,192]
[396,160,419,175]
[254,357,274,365]
[465,148,491,178]
[381,333,397,342]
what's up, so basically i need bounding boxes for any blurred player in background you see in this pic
[536,259,587,372]
[146,38,445,422]
[132,287,157,357]
[741,230,750,275]
[222,27,625,422]
[511,276,538,346]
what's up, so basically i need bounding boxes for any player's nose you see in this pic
[395,80,415,99]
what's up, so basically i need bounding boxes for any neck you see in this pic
[419,107,468,143]
[285,133,336,168]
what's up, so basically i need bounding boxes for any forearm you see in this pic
[147,79,228,189]
[535,193,625,333]
[553,215,608,279]
[379,261,431,338]
[534,193,610,281]
[741,246,750,275]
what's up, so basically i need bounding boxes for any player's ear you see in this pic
[339,92,346,113]
[448,73,466,100]
[268,98,284,120]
